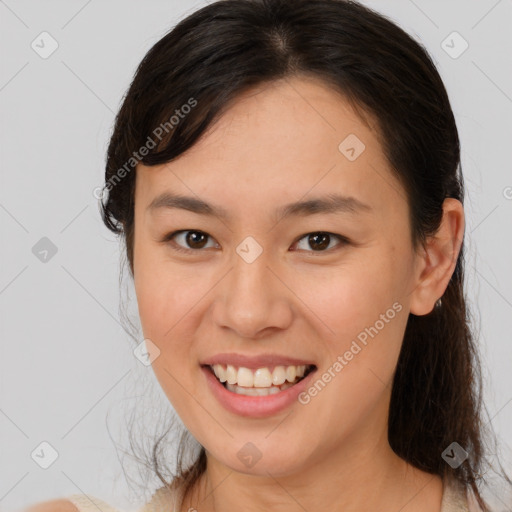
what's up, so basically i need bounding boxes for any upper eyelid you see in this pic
[292,232,348,252]
[165,230,220,249]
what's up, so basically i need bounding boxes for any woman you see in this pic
[25,0,511,510]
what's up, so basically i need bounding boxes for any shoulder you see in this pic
[21,484,182,512]
[145,484,183,511]
[22,495,123,512]
[22,499,79,512]
[441,477,480,512]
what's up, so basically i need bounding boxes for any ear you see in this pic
[409,198,465,316]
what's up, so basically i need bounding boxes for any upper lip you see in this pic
[200,353,316,370]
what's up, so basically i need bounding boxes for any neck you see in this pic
[182,430,443,512]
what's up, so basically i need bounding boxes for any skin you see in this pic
[132,76,464,512]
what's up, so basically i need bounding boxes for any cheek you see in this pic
[134,244,202,337]
[133,255,207,382]
[300,255,402,331]
[296,267,407,438]
[297,251,408,381]
[134,265,202,409]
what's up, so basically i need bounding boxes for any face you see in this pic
[132,76,422,477]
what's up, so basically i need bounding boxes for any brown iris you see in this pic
[186,231,209,249]
[307,232,331,251]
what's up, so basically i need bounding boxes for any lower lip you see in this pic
[201,366,317,418]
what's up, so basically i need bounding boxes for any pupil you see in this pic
[185,232,330,250]
[310,232,329,250]
[187,231,207,249]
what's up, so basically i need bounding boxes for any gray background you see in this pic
[1,0,511,510]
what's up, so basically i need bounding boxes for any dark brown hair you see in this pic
[100,0,510,509]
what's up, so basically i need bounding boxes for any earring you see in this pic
[435,297,442,309]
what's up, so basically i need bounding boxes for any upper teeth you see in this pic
[211,364,308,387]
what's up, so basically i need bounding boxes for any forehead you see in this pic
[135,76,406,220]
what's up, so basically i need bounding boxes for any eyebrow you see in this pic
[147,191,372,221]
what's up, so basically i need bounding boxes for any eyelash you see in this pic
[161,230,350,255]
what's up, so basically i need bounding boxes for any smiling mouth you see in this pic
[203,363,317,396]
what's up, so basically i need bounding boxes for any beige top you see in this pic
[66,477,475,512]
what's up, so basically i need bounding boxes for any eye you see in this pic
[291,232,349,253]
[162,230,219,253]
[161,230,349,255]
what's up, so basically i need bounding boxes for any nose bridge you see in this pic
[213,242,292,337]
[232,245,270,297]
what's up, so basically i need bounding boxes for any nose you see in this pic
[211,249,293,339]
